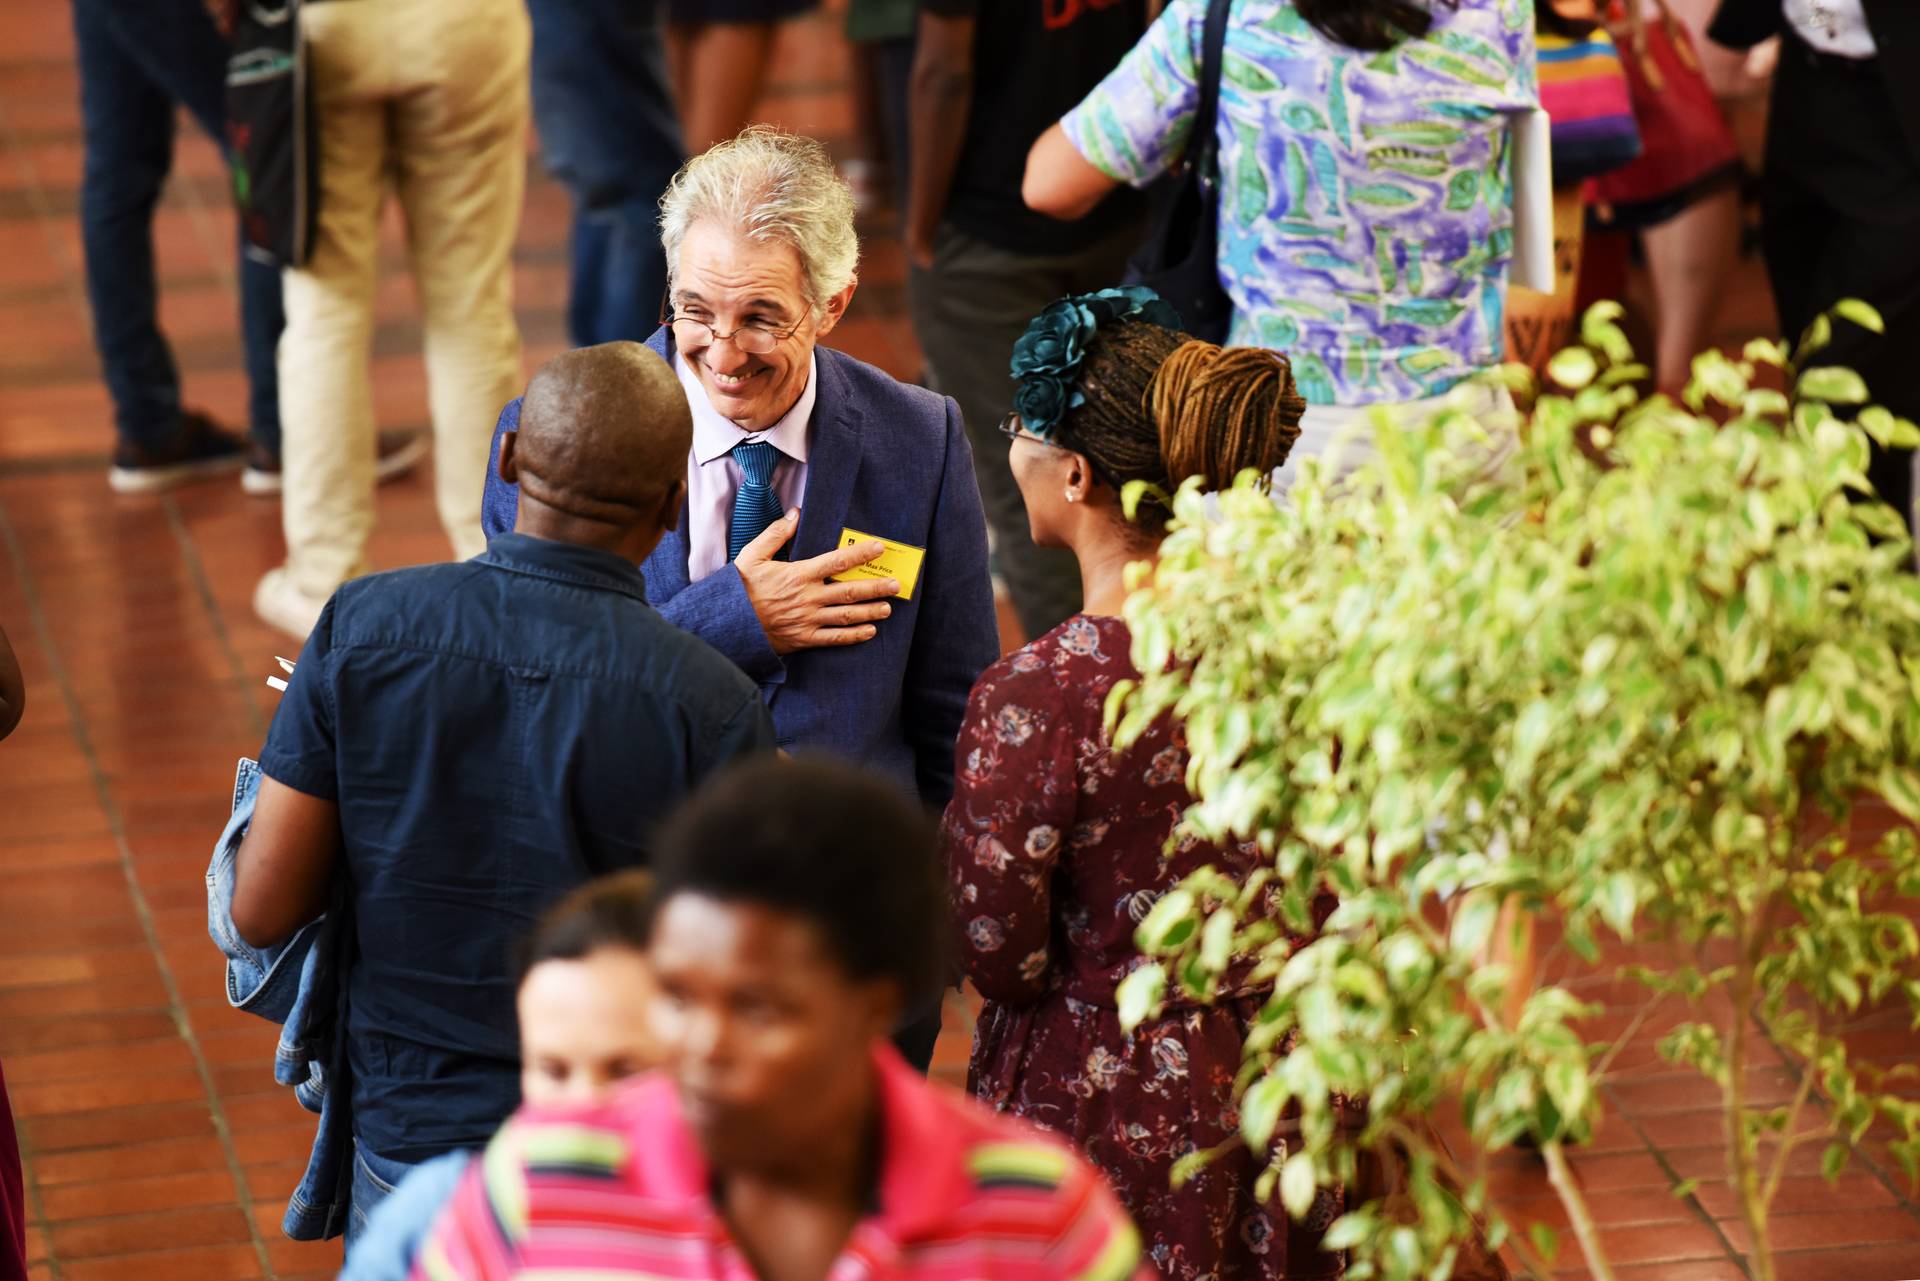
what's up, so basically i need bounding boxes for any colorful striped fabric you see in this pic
[409,1045,1155,1281]
[1536,27,1643,183]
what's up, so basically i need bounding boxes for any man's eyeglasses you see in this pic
[660,302,805,356]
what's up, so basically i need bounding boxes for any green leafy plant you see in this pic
[1110,302,1920,1281]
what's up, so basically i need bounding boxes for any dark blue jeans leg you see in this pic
[526,0,684,346]
[240,240,284,456]
[73,0,181,451]
[73,0,284,450]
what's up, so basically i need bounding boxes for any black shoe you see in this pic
[108,410,246,495]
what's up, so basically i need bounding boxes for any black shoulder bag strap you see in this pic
[1124,0,1236,343]
[1192,0,1232,197]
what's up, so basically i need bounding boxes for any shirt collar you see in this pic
[477,532,649,602]
[621,1042,971,1242]
[679,348,818,468]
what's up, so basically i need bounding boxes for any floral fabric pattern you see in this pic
[1060,0,1538,406]
[941,615,1346,1280]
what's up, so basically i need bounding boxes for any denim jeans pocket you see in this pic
[347,1139,407,1246]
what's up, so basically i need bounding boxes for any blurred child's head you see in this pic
[514,870,658,1108]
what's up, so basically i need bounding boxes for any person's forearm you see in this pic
[230,776,343,948]
[1023,123,1118,222]
[905,43,974,260]
[0,623,24,741]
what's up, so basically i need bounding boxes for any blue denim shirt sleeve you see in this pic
[259,596,342,800]
[336,1150,471,1281]
[702,686,779,772]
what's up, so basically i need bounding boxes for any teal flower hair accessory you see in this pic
[1009,286,1184,439]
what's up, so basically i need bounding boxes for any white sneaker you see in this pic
[253,567,331,640]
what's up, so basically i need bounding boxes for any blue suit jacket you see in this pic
[481,330,999,807]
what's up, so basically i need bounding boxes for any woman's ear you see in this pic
[1063,451,1095,505]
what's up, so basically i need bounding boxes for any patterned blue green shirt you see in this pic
[1061,0,1538,405]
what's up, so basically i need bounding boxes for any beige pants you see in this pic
[278,0,530,598]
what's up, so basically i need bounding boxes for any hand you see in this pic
[735,510,899,655]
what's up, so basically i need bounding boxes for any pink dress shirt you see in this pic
[677,350,817,583]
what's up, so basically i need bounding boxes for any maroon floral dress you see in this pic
[941,615,1346,1281]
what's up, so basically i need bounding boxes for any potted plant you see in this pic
[1109,303,1920,1281]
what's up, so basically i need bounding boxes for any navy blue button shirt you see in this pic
[258,533,776,1165]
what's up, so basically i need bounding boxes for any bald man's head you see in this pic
[512,343,692,526]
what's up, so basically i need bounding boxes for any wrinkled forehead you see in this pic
[670,221,810,319]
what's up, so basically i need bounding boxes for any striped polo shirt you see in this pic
[411,1044,1153,1281]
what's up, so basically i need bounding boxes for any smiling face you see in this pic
[668,221,855,433]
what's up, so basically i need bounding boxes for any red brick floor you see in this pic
[1,2,1918,1279]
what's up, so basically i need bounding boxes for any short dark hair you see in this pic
[514,869,655,984]
[650,758,947,1003]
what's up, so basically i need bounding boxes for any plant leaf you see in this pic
[1116,964,1167,1033]
[1137,888,1197,953]
[1547,347,1598,391]
[1241,1074,1288,1149]
[1834,299,1885,334]
[1451,891,1499,959]
[1799,312,1833,361]
[1281,1150,1318,1218]
[1529,1221,1559,1264]
[1797,367,1871,405]
[1878,766,1920,826]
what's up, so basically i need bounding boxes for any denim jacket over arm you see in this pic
[205,757,354,1240]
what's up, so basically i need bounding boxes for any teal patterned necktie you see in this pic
[727,440,785,562]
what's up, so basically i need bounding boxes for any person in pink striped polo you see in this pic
[410,758,1152,1281]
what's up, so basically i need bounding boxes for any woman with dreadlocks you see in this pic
[937,286,1339,1279]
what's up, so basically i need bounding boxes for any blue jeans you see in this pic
[526,0,684,347]
[346,1140,413,1250]
[72,0,283,455]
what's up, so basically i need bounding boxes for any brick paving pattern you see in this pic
[0,2,1917,1278]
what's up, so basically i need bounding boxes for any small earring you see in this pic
[1064,491,1078,503]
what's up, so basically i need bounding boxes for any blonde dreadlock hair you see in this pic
[1053,321,1306,532]
[1151,339,1306,492]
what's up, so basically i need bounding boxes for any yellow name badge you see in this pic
[828,527,926,601]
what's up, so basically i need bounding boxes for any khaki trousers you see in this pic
[279,0,530,598]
